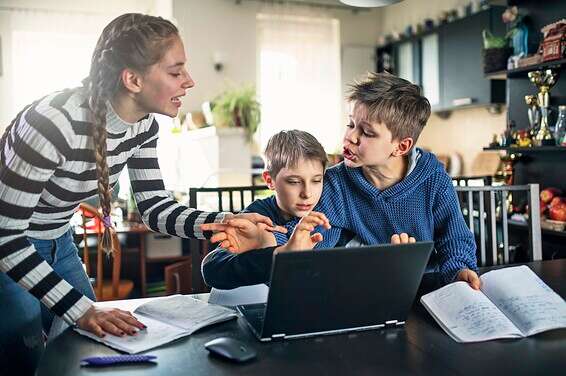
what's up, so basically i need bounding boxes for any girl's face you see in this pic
[137,35,194,117]
[342,102,399,169]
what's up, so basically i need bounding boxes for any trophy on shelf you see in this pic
[524,95,541,139]
[527,69,559,146]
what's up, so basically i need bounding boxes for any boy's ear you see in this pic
[393,137,414,157]
[262,170,276,190]
[120,68,143,94]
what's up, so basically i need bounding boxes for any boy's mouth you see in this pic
[343,147,356,161]
[296,204,312,211]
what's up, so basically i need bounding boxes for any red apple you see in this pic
[549,202,566,222]
[549,196,566,208]
[540,188,562,204]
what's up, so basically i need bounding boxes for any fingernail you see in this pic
[120,331,125,336]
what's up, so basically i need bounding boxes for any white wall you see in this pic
[0,0,505,175]
[173,0,382,115]
[378,0,471,35]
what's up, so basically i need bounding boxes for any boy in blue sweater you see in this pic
[282,72,480,288]
[203,73,479,290]
[202,130,415,289]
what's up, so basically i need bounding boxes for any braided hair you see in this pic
[83,13,178,252]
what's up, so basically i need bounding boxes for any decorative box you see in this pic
[540,20,566,62]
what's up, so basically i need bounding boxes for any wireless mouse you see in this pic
[204,337,257,363]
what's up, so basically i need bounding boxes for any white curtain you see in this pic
[257,4,342,153]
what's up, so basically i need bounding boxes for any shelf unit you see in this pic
[485,58,566,80]
[483,146,566,153]
[509,219,566,239]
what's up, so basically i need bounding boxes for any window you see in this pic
[11,31,97,113]
[257,12,342,152]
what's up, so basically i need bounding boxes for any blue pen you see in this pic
[80,354,157,366]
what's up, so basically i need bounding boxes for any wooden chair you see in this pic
[165,260,192,295]
[454,184,542,267]
[188,185,271,292]
[79,203,134,301]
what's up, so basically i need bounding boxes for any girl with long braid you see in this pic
[0,13,279,373]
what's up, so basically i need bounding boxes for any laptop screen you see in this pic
[257,242,434,339]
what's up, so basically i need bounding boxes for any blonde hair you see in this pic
[264,130,327,179]
[347,72,431,144]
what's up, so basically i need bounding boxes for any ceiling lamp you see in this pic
[339,0,404,7]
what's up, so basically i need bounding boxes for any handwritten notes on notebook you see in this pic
[421,265,566,343]
[75,295,237,353]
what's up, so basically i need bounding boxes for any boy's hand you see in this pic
[390,233,416,244]
[457,269,481,290]
[201,219,277,253]
[276,212,331,252]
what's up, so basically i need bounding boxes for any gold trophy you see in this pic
[524,95,540,139]
[527,69,559,146]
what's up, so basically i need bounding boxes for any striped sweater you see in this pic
[0,87,225,325]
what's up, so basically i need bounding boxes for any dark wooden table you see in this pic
[36,260,566,376]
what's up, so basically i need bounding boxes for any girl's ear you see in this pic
[393,137,414,157]
[120,68,143,94]
[263,170,276,190]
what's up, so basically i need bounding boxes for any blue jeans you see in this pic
[0,230,95,375]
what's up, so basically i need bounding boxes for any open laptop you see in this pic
[237,241,434,342]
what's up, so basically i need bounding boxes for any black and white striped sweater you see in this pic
[0,87,224,324]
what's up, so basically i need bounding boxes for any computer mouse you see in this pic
[204,337,257,363]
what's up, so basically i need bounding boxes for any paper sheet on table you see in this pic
[208,284,269,307]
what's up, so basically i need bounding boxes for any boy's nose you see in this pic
[345,129,359,145]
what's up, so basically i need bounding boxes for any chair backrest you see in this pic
[188,185,271,292]
[452,175,493,187]
[78,202,123,300]
[188,185,270,213]
[165,260,192,295]
[454,184,542,267]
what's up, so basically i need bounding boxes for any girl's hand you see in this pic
[76,306,146,338]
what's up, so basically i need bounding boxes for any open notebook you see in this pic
[421,265,566,343]
[75,295,237,353]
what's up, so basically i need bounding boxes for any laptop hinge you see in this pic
[271,333,286,341]
[385,320,403,328]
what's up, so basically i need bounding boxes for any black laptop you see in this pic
[237,241,434,342]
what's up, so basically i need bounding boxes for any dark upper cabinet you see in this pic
[439,7,506,110]
[377,7,506,112]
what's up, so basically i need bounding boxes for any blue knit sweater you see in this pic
[301,149,478,283]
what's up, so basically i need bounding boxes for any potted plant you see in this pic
[482,29,513,73]
[212,85,260,142]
